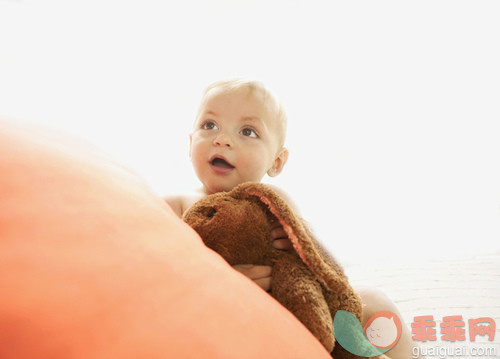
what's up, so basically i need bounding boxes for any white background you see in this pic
[1,0,499,264]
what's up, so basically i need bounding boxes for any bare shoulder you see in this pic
[265,184,301,215]
[164,194,184,217]
[164,189,206,218]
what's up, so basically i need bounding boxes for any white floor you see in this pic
[346,253,500,358]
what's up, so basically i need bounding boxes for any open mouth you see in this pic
[210,157,235,169]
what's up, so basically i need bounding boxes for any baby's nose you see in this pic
[213,133,233,148]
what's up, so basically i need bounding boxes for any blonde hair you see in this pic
[196,79,288,148]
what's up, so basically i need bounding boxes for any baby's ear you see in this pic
[188,134,193,159]
[231,183,346,292]
[267,148,289,177]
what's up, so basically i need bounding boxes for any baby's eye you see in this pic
[240,127,258,138]
[201,121,218,130]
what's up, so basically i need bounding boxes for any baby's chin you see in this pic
[203,181,238,195]
[202,175,265,195]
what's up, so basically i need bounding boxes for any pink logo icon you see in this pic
[364,310,402,349]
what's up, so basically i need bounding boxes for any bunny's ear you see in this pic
[231,182,347,292]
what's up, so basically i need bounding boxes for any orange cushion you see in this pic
[0,121,330,359]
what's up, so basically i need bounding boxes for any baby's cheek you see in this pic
[238,152,270,179]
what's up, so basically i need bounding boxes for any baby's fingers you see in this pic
[233,264,272,279]
[253,277,272,291]
[272,238,294,251]
[271,226,288,240]
[233,264,272,291]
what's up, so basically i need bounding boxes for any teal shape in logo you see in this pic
[333,310,398,357]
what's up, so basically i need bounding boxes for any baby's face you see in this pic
[190,87,284,194]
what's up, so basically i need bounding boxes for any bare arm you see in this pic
[164,195,184,218]
[266,184,301,215]
[165,190,206,218]
[266,184,297,251]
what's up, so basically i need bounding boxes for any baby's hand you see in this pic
[233,222,293,292]
[233,264,272,291]
[271,221,293,251]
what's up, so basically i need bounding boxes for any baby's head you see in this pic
[190,79,289,194]
[197,80,288,148]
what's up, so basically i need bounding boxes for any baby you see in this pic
[165,79,421,358]
[165,79,293,288]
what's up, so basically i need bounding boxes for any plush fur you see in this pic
[183,182,389,359]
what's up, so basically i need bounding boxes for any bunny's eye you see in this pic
[207,208,217,218]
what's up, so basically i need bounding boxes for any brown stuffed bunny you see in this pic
[183,182,389,359]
